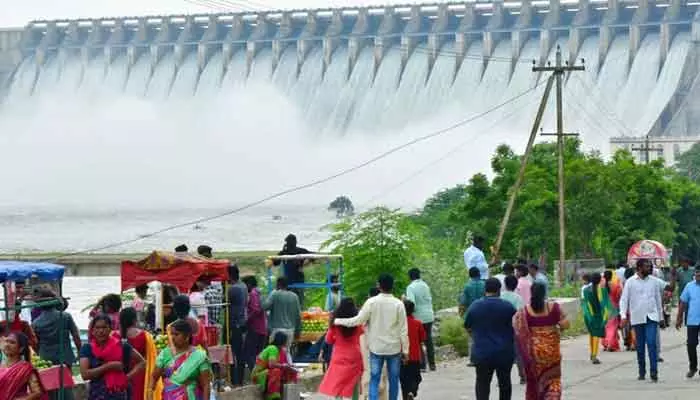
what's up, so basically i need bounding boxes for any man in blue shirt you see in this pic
[676,265,700,378]
[465,278,516,400]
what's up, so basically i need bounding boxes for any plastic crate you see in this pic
[38,366,75,391]
[205,326,220,347]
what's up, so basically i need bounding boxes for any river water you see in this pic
[0,205,340,254]
[0,205,345,329]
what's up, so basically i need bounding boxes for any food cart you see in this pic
[0,261,74,399]
[266,254,343,360]
[120,251,233,366]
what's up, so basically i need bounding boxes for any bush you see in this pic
[438,316,469,357]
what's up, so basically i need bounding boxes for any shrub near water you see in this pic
[438,316,469,357]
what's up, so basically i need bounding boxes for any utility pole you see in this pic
[493,74,555,261]
[533,45,584,286]
[631,135,663,164]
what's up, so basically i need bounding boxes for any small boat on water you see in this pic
[272,215,282,221]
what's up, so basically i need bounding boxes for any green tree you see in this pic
[676,142,700,182]
[321,207,426,302]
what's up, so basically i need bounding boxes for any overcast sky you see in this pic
[0,0,442,27]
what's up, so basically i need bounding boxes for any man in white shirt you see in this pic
[616,262,627,285]
[335,274,409,400]
[464,236,490,280]
[620,259,663,382]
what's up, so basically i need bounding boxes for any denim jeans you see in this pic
[370,352,401,400]
[633,318,659,377]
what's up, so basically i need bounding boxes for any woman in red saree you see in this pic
[602,270,622,352]
[0,332,46,400]
[514,282,570,400]
[251,331,298,400]
[118,307,162,400]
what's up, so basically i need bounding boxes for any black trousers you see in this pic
[688,325,700,371]
[244,331,267,372]
[475,360,513,400]
[229,326,245,385]
[421,322,436,369]
[400,361,422,400]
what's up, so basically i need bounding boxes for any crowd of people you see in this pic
[3,231,700,400]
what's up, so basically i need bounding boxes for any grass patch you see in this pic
[438,316,469,357]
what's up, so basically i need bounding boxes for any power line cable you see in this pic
[47,82,542,260]
[363,87,538,205]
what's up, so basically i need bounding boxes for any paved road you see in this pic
[309,326,696,399]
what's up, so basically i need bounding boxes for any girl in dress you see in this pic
[319,298,364,400]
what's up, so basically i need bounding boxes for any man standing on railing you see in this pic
[274,234,311,308]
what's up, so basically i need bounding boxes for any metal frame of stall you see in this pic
[0,297,69,400]
[265,254,345,301]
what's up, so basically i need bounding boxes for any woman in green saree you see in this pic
[582,273,613,365]
[251,331,298,400]
[150,319,211,400]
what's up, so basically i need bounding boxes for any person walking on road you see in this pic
[514,282,569,400]
[465,278,516,400]
[582,273,613,364]
[405,268,435,371]
[676,265,700,378]
[334,274,409,400]
[620,259,663,382]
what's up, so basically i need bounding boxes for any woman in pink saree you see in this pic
[602,270,622,351]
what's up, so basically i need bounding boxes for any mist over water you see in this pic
[0,34,691,251]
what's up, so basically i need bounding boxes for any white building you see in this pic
[609,136,700,166]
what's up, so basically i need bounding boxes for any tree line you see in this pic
[322,139,700,308]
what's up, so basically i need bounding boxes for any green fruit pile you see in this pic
[155,335,169,351]
[301,319,328,334]
[31,354,53,370]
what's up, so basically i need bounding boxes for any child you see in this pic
[401,300,425,400]
[318,298,364,400]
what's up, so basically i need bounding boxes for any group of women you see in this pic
[0,292,215,400]
[81,294,212,400]
[581,270,624,364]
[514,266,625,400]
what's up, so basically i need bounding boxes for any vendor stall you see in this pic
[121,250,229,293]
[120,251,233,367]
[266,254,343,361]
[0,261,74,399]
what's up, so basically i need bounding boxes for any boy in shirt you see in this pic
[460,267,486,317]
[401,300,426,400]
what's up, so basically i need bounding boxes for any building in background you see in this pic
[609,136,700,167]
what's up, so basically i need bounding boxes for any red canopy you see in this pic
[121,251,229,293]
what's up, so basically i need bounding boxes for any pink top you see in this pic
[515,277,532,306]
[318,326,364,398]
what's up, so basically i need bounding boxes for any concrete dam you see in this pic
[0,0,699,205]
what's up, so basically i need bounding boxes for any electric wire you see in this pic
[47,82,543,260]
[363,86,539,206]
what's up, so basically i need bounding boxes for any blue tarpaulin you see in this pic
[0,261,65,282]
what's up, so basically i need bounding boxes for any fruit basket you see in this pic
[298,309,330,343]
